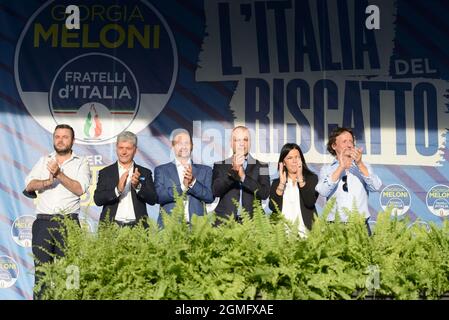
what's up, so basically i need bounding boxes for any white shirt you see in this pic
[316,160,382,221]
[25,152,91,215]
[175,159,196,222]
[282,178,307,237]
[114,163,137,222]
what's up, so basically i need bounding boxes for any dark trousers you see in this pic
[365,218,372,237]
[32,213,79,299]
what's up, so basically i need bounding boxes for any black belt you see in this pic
[36,213,79,221]
[115,220,137,227]
[327,218,370,224]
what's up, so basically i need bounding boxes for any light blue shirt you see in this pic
[315,160,382,221]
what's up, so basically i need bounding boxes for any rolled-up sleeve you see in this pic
[25,157,46,187]
[360,163,382,192]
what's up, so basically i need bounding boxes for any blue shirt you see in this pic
[315,160,382,221]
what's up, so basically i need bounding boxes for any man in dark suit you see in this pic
[154,129,214,226]
[212,126,270,224]
[94,131,157,227]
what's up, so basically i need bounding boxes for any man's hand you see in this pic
[350,146,369,176]
[117,169,130,193]
[131,168,141,189]
[46,171,54,187]
[337,148,353,170]
[232,149,246,180]
[232,153,245,171]
[47,159,60,177]
[183,165,194,188]
[350,147,363,166]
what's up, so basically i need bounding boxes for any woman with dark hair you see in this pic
[269,143,318,236]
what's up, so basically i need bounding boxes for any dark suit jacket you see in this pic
[268,173,318,230]
[154,162,214,226]
[212,155,270,220]
[93,162,157,224]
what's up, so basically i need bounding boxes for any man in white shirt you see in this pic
[315,127,382,235]
[94,131,157,228]
[24,124,91,299]
[154,129,214,227]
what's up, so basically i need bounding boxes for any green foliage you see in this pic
[35,194,449,300]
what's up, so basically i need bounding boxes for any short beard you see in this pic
[54,144,72,155]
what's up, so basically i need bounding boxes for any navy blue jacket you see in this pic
[154,162,214,226]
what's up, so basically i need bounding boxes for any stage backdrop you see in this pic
[0,0,448,299]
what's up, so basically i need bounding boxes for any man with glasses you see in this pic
[316,127,382,234]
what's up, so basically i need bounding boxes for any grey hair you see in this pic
[170,128,192,146]
[232,125,249,133]
[116,131,137,147]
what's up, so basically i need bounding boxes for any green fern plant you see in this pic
[34,192,449,300]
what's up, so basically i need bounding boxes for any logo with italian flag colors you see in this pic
[83,104,103,139]
[48,53,140,143]
[15,0,178,144]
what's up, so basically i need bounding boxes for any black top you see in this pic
[268,173,319,230]
[212,155,270,220]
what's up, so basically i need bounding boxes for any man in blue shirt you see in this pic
[316,127,382,234]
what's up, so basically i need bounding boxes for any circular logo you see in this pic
[49,53,140,142]
[426,185,449,217]
[11,215,36,248]
[380,184,411,216]
[0,256,19,289]
[15,0,178,144]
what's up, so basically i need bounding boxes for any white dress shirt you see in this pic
[25,152,91,215]
[175,159,196,222]
[282,178,307,237]
[114,163,137,222]
[316,160,382,221]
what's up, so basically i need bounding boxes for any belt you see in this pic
[36,213,79,221]
[115,220,137,227]
[327,221,348,224]
[327,218,369,224]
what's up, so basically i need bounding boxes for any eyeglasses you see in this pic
[342,175,348,192]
